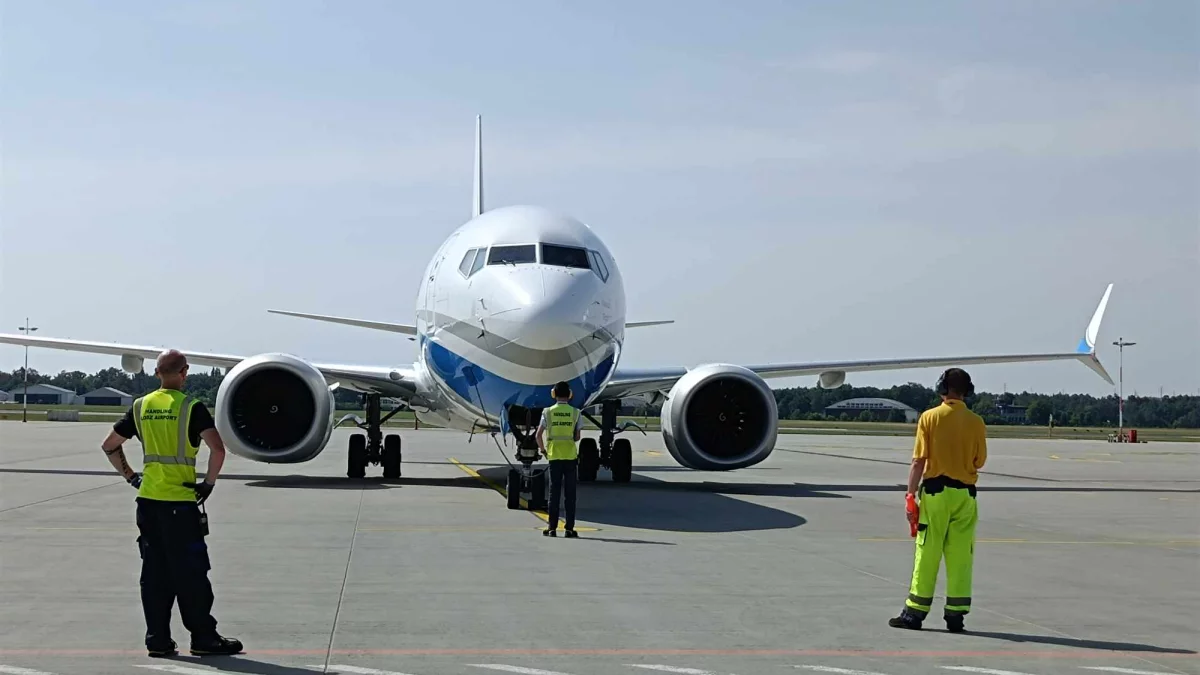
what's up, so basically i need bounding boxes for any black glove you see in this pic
[127,473,142,489]
[182,481,214,505]
[194,481,214,505]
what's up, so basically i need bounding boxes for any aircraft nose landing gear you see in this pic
[502,405,548,510]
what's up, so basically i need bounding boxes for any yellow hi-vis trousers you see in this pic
[904,482,977,620]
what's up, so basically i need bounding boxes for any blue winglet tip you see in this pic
[1076,337,1092,354]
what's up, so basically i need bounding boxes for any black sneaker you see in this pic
[564,529,578,538]
[190,635,243,656]
[945,615,966,633]
[147,640,178,658]
[888,610,923,630]
[543,528,556,537]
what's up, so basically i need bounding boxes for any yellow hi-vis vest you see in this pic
[133,389,200,502]
[544,402,580,461]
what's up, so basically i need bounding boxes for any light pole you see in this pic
[1113,337,1136,439]
[18,318,39,423]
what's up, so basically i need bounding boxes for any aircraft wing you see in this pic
[600,284,1115,401]
[0,334,416,397]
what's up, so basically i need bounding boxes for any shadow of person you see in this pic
[162,654,327,674]
[950,630,1197,654]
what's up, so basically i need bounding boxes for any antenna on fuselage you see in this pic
[472,114,484,219]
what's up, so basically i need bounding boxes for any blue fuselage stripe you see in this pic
[421,336,615,417]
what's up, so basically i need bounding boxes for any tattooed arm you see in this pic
[101,429,139,482]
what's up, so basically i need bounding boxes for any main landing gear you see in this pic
[347,393,405,479]
[502,405,547,511]
[579,400,641,483]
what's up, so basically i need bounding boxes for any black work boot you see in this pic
[190,634,243,656]
[564,529,578,538]
[888,608,924,630]
[945,614,966,633]
[543,528,556,537]
[147,639,178,658]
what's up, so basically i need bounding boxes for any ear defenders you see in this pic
[936,369,975,398]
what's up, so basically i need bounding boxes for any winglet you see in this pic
[472,114,484,219]
[1074,283,1115,385]
[1079,283,1113,354]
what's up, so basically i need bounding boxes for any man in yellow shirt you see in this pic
[890,367,987,633]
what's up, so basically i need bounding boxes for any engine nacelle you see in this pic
[660,364,779,471]
[818,370,846,389]
[214,353,336,463]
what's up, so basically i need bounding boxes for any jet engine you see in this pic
[660,364,779,471]
[214,353,336,463]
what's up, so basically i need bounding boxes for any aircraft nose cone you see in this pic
[515,269,595,349]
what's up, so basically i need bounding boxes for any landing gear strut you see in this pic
[579,400,637,483]
[347,393,404,479]
[503,405,547,511]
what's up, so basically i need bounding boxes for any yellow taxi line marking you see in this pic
[448,458,598,532]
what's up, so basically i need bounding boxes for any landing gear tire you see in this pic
[611,437,632,483]
[348,434,367,478]
[506,469,521,510]
[578,438,600,482]
[382,434,402,479]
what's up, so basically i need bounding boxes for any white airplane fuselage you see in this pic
[411,204,626,433]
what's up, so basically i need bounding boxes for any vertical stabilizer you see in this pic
[472,115,484,218]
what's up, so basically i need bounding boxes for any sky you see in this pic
[1,0,1197,398]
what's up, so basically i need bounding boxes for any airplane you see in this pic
[0,116,1115,510]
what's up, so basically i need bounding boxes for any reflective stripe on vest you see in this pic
[545,402,579,461]
[134,389,200,501]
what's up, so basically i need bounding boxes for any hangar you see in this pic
[825,397,919,423]
[81,386,134,406]
[7,383,77,405]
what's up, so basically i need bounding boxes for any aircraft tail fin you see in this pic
[472,114,484,219]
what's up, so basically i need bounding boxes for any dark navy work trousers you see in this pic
[547,459,578,531]
[135,497,219,647]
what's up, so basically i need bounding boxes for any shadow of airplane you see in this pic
[942,629,1197,654]
[474,465,809,533]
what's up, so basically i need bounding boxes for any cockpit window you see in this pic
[458,249,479,277]
[469,247,486,275]
[541,243,592,270]
[488,244,536,265]
[590,250,610,282]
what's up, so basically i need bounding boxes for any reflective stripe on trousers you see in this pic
[903,485,977,619]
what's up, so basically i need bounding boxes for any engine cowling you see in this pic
[214,353,336,463]
[660,364,779,471]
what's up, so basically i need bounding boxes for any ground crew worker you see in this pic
[889,367,987,633]
[537,381,582,538]
[100,349,244,658]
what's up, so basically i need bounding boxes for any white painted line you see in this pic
[0,666,59,675]
[1080,662,1171,667]
[940,662,1036,667]
[136,662,223,667]
[468,666,575,675]
[794,666,891,675]
[628,666,717,675]
[316,666,419,675]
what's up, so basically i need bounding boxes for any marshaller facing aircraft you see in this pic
[0,117,1115,510]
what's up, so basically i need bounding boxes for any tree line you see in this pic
[3,367,1197,428]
